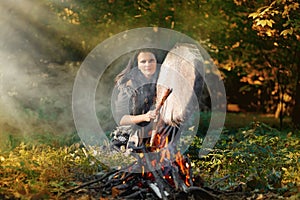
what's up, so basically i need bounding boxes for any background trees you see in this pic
[4,0,299,127]
[247,0,300,126]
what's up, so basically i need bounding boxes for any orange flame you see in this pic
[165,136,169,146]
[175,151,185,173]
[175,151,191,187]
[142,166,145,177]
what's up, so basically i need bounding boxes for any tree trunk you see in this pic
[292,51,300,127]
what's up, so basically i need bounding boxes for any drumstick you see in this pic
[150,88,172,146]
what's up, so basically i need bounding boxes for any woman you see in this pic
[114,49,161,148]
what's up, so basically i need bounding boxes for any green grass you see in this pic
[0,114,298,199]
[197,112,294,137]
[224,112,292,130]
[0,143,105,199]
[188,121,299,198]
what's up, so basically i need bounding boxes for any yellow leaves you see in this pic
[265,29,276,37]
[0,143,105,199]
[280,28,294,36]
[283,2,299,18]
[293,2,300,10]
[248,1,298,38]
[256,19,268,27]
[248,1,277,20]
[219,56,245,72]
[283,93,292,102]
[233,0,243,6]
[251,19,276,37]
[232,41,240,49]
[253,80,262,85]
[58,7,80,25]
[248,12,259,19]
[254,19,275,28]
[249,5,277,37]
[64,7,74,16]
[0,155,5,161]
[250,0,299,39]
[266,19,275,27]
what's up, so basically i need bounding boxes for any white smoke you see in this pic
[0,0,78,148]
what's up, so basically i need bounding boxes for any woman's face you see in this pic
[137,52,157,79]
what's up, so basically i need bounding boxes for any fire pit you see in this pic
[64,135,222,200]
[67,154,215,200]
[103,143,194,199]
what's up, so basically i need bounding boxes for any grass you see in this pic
[224,112,293,130]
[0,143,105,199]
[0,113,299,199]
[188,121,300,199]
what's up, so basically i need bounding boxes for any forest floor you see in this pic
[0,118,299,200]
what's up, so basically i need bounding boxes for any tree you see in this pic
[248,0,300,127]
[197,0,299,128]
[43,0,300,127]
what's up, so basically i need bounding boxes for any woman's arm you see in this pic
[119,110,157,125]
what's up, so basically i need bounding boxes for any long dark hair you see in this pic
[114,48,158,86]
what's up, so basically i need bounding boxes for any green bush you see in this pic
[188,122,299,196]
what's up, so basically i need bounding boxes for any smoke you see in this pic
[0,0,78,148]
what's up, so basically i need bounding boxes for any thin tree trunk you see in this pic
[292,51,300,127]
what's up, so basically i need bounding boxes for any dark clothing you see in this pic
[115,66,160,146]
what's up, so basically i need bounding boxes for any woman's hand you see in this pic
[143,110,157,122]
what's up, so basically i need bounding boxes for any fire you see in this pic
[147,172,153,179]
[150,126,193,188]
[175,151,185,173]
[103,139,194,200]
[136,149,192,188]
[119,121,193,195]
[175,151,192,187]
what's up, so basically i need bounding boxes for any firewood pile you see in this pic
[100,146,196,199]
[64,142,227,200]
